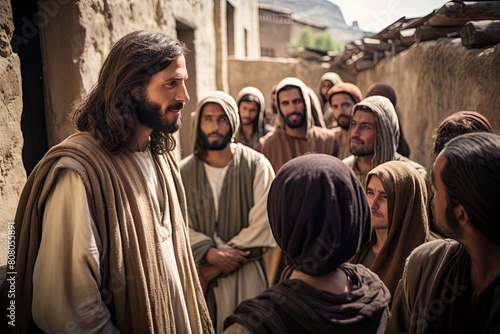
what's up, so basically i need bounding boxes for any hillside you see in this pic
[258,0,366,44]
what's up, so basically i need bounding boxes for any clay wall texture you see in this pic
[356,39,500,169]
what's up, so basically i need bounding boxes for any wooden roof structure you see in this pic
[303,1,500,72]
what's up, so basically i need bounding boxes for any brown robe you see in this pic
[350,160,430,297]
[387,239,500,334]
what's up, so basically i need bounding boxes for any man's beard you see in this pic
[200,130,233,151]
[282,111,305,129]
[337,115,351,131]
[135,91,183,134]
[240,116,255,126]
[349,136,374,156]
[432,198,463,239]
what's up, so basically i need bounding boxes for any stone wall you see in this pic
[39,0,219,148]
[356,39,500,169]
[0,0,225,266]
[0,0,25,266]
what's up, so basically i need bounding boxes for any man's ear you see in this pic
[454,204,470,226]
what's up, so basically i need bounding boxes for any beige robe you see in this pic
[11,132,213,334]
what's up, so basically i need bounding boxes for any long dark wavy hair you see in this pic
[72,30,187,154]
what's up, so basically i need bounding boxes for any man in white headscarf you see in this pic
[180,91,276,333]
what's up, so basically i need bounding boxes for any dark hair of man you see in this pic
[238,94,260,132]
[72,30,187,154]
[441,132,500,245]
[432,113,493,157]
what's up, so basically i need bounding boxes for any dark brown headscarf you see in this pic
[365,160,429,296]
[267,154,371,276]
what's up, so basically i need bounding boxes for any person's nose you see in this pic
[350,123,359,136]
[212,120,220,132]
[177,82,190,103]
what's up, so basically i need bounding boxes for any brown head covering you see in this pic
[366,160,429,295]
[432,110,494,156]
[267,154,371,276]
[326,82,363,106]
[366,83,397,106]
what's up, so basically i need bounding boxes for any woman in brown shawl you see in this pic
[351,160,430,297]
[223,154,390,334]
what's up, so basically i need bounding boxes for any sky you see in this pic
[329,0,448,32]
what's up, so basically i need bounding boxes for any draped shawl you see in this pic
[351,160,429,296]
[224,263,390,334]
[10,132,213,334]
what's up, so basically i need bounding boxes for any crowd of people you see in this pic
[3,30,499,334]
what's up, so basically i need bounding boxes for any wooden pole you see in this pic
[461,20,500,47]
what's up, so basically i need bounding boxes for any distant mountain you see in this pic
[258,0,367,44]
[259,0,345,26]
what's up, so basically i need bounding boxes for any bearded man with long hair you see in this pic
[7,30,213,334]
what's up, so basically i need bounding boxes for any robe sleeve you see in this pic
[32,170,120,333]
[227,155,276,249]
[386,278,411,334]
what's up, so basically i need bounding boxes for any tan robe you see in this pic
[10,132,213,334]
[260,126,339,174]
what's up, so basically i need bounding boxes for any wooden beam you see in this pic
[461,19,500,47]
[428,1,500,26]
[416,25,463,41]
[461,1,500,18]
[362,38,392,52]
[399,28,418,46]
